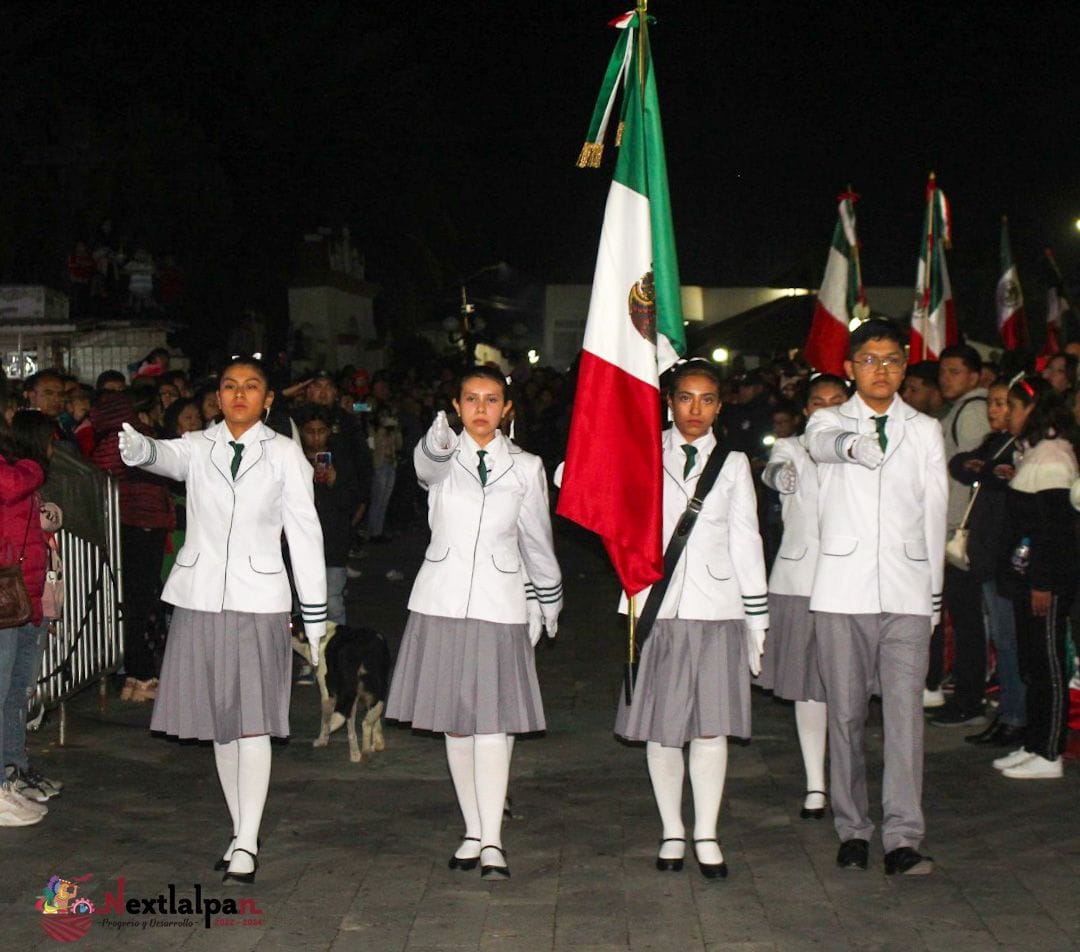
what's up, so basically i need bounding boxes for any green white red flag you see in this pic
[995,217,1028,350]
[1040,247,1068,359]
[557,9,685,597]
[804,190,867,375]
[909,173,958,363]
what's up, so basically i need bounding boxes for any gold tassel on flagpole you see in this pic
[576,142,604,169]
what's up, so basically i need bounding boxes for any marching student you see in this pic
[805,319,947,876]
[386,366,562,881]
[992,377,1078,779]
[118,356,326,884]
[756,373,848,820]
[615,359,768,880]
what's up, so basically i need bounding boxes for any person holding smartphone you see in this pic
[297,405,361,627]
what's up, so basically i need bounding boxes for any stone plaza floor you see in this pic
[5,520,1080,950]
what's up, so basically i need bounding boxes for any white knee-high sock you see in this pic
[230,735,271,874]
[689,736,728,865]
[474,732,510,862]
[646,741,685,858]
[795,700,828,807]
[445,734,481,859]
[213,740,240,861]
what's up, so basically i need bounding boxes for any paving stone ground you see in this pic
[5,521,1080,950]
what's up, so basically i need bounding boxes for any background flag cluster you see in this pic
[909,172,958,363]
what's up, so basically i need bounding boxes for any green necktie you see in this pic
[228,440,244,479]
[681,443,698,479]
[477,449,488,486]
[872,415,888,453]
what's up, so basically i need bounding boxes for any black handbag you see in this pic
[624,445,730,703]
[0,507,34,629]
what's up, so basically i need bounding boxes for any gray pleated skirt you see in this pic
[615,618,750,747]
[385,612,545,735]
[150,608,292,744]
[753,594,826,702]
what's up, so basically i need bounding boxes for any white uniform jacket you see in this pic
[136,421,327,623]
[806,393,947,619]
[620,430,769,629]
[409,425,562,625]
[762,435,819,598]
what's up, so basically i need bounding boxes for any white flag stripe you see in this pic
[582,180,657,388]
[816,245,850,325]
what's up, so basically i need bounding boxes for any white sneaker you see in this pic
[1003,754,1063,780]
[923,688,946,709]
[993,748,1034,771]
[0,782,45,825]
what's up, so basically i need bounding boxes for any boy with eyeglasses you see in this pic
[805,318,947,876]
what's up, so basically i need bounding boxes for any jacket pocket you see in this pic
[248,553,285,575]
[903,539,929,561]
[706,561,734,581]
[777,541,808,561]
[821,535,858,556]
[174,546,199,568]
[491,550,520,574]
[423,543,450,563]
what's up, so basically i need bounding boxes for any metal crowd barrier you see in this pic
[32,470,124,743]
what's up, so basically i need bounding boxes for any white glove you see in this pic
[848,433,884,470]
[541,604,560,640]
[527,599,543,647]
[118,422,153,466]
[305,621,326,667]
[545,615,558,640]
[774,460,798,494]
[746,628,766,677]
[431,410,453,450]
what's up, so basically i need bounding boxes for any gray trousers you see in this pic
[815,612,930,852]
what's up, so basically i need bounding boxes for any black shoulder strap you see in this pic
[635,444,730,649]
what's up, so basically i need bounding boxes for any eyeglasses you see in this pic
[851,355,905,372]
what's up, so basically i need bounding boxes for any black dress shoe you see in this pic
[448,836,481,871]
[800,790,827,820]
[222,848,258,885]
[215,836,259,871]
[480,845,510,880]
[693,839,728,880]
[655,837,685,872]
[884,846,934,876]
[836,838,869,869]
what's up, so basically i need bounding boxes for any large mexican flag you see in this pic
[909,173,958,364]
[557,11,685,597]
[804,192,865,375]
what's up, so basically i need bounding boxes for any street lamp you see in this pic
[711,347,730,363]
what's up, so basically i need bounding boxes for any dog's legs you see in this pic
[313,658,333,747]
[365,701,385,754]
[347,697,362,763]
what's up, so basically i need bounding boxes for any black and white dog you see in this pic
[292,622,392,763]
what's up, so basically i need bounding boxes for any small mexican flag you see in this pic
[909,172,958,364]
[996,217,1028,350]
[557,9,685,597]
[1041,247,1069,359]
[804,190,867,376]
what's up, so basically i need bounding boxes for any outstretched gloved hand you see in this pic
[118,422,153,466]
[431,410,453,450]
[848,434,884,470]
[775,460,798,493]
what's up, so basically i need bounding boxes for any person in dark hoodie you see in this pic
[89,389,175,701]
[947,378,1022,748]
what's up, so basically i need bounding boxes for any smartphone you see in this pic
[352,401,370,413]
[315,451,332,467]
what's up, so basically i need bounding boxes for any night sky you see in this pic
[4,0,1079,343]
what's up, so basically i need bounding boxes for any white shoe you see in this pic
[923,689,946,709]
[1002,754,1063,780]
[993,748,1034,771]
[0,782,46,825]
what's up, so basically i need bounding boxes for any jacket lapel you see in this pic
[234,425,273,481]
[205,426,233,486]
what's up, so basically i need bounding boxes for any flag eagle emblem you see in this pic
[628,270,657,343]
